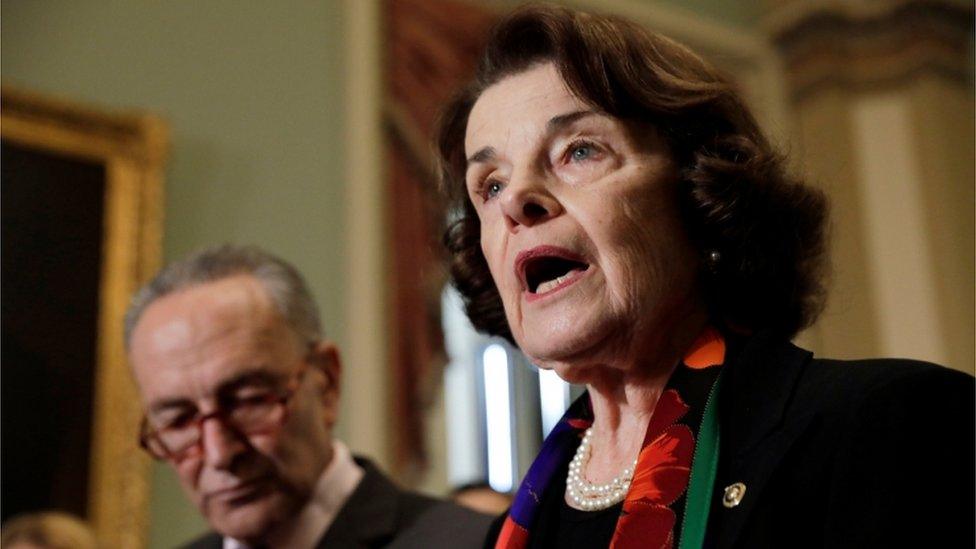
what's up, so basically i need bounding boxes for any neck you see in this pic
[250,441,337,548]
[577,310,708,484]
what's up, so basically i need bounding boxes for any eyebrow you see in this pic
[546,109,598,132]
[466,146,496,165]
[464,109,599,168]
[146,368,282,415]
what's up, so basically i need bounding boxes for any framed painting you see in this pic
[1,86,167,549]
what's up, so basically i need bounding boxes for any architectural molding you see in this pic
[342,0,392,468]
[766,0,974,100]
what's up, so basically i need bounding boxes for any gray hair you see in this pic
[124,244,322,349]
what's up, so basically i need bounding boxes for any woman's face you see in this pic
[463,63,702,376]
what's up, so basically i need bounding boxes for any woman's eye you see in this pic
[571,144,593,160]
[484,180,503,200]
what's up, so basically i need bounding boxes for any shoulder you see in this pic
[797,353,973,417]
[792,354,973,465]
[353,458,493,549]
[807,353,970,386]
[725,333,973,487]
[733,331,973,417]
[800,358,974,545]
[724,337,974,546]
[388,497,494,549]
[797,354,973,450]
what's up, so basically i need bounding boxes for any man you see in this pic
[125,245,491,548]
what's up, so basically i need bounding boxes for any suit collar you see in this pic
[724,331,812,462]
[711,332,815,549]
[190,457,401,549]
[316,457,401,548]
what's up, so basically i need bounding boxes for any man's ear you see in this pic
[308,340,342,425]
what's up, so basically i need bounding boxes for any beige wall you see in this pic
[2,3,348,547]
[769,1,975,373]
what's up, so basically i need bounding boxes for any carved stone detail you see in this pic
[765,0,974,100]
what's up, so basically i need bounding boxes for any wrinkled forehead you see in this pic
[464,63,585,157]
[128,275,300,404]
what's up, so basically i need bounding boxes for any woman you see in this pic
[436,5,973,549]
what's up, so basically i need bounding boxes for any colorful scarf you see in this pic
[495,327,726,549]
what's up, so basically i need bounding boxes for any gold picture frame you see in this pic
[1,86,168,549]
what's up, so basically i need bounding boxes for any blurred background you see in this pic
[2,1,972,547]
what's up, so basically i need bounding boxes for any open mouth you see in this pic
[516,247,590,296]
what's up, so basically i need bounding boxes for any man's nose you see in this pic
[500,169,562,230]
[200,416,247,469]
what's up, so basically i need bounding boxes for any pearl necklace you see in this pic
[566,427,638,511]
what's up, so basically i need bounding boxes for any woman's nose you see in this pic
[500,171,562,229]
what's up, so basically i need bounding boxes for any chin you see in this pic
[515,315,620,371]
[205,493,286,542]
[508,276,630,362]
[512,294,655,387]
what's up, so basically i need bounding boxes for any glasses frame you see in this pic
[139,358,311,461]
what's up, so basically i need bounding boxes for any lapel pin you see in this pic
[722,482,746,508]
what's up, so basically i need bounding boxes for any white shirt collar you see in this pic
[223,439,364,549]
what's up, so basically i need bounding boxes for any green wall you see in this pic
[2,3,348,547]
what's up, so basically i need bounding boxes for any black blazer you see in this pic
[182,457,492,549]
[485,333,974,548]
[707,332,973,548]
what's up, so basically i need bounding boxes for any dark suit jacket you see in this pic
[707,333,974,548]
[183,457,492,549]
[484,333,974,548]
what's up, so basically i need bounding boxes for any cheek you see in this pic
[176,459,204,498]
[479,228,509,289]
[242,430,307,488]
[603,195,690,297]
[272,396,329,469]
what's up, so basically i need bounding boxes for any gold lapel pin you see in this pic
[722,482,746,508]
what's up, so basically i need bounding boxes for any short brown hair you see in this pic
[436,4,828,341]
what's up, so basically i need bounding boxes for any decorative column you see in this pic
[383,0,496,483]
[766,0,974,372]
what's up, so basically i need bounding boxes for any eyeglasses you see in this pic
[139,361,309,461]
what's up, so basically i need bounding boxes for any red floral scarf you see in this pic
[496,327,726,549]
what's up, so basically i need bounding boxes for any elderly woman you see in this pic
[435,5,973,549]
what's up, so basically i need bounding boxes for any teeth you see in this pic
[535,272,573,294]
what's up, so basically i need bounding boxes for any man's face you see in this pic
[129,275,340,543]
